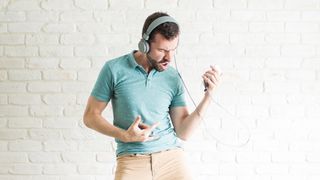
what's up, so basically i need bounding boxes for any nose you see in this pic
[164,50,174,61]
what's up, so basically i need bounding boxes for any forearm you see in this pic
[177,92,212,140]
[83,114,126,141]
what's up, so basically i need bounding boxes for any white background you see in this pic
[1,0,320,179]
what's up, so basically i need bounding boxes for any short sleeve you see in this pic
[169,76,186,108]
[90,63,114,102]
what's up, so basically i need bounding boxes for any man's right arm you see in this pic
[83,96,159,142]
[83,96,128,141]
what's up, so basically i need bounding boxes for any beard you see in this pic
[146,53,170,72]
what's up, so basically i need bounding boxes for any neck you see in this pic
[134,51,153,73]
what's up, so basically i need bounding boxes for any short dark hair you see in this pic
[142,12,180,42]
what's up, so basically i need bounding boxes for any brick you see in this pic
[78,164,113,175]
[43,70,77,80]
[8,117,42,128]
[285,0,319,9]
[29,152,61,163]
[248,0,283,9]
[0,118,7,127]
[94,11,125,23]
[0,34,24,45]
[30,105,63,117]
[145,0,178,9]
[78,140,111,152]
[60,11,94,22]
[0,58,24,68]
[255,164,289,175]
[214,0,247,9]
[29,129,61,140]
[109,0,142,9]
[74,46,108,57]
[61,33,95,45]
[41,0,75,10]
[96,33,129,45]
[281,45,315,57]
[267,11,300,21]
[0,105,28,117]
[26,11,59,22]
[8,94,42,105]
[0,130,27,140]
[63,105,85,117]
[265,33,300,44]
[289,164,320,175]
[285,69,315,80]
[43,117,78,129]
[62,82,92,93]
[202,152,235,163]
[286,22,319,32]
[61,152,95,163]
[8,70,41,81]
[43,141,77,152]
[77,23,111,33]
[220,163,255,175]
[0,94,7,104]
[250,22,284,32]
[302,11,320,21]
[0,152,27,163]
[236,152,271,163]
[77,70,99,81]
[8,23,43,33]
[42,94,76,105]
[59,58,91,69]
[307,153,320,162]
[271,152,306,163]
[245,46,280,57]
[43,23,76,33]
[27,82,61,92]
[214,22,248,33]
[26,58,59,69]
[5,46,38,57]
[9,140,42,151]
[96,152,116,162]
[39,46,73,57]
[0,70,7,81]
[302,33,320,44]
[0,23,6,32]
[196,10,229,22]
[230,33,265,44]
[0,12,25,22]
[75,0,109,10]
[7,0,41,10]
[231,11,266,21]
[26,34,59,45]
[265,57,302,68]
[43,164,77,175]
[10,164,42,175]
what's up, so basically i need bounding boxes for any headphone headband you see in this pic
[142,16,179,41]
[138,15,179,53]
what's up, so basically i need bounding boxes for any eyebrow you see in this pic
[157,46,178,52]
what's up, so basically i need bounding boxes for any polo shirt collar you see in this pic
[128,50,140,68]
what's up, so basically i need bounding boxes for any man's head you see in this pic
[139,12,180,72]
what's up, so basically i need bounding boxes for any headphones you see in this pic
[138,16,179,54]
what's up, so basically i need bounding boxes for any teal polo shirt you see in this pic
[91,51,186,156]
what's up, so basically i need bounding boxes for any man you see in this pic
[83,12,221,180]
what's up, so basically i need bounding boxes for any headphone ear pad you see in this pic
[138,39,149,54]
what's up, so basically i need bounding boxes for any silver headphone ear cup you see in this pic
[138,39,149,53]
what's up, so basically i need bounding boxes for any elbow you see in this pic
[177,133,190,141]
[83,113,92,128]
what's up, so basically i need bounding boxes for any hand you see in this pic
[202,65,222,93]
[122,116,160,143]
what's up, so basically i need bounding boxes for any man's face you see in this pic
[147,33,179,72]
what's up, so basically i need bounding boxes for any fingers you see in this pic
[131,115,142,128]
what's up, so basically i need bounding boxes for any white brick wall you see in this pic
[0,0,320,179]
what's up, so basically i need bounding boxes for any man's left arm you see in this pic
[170,65,221,140]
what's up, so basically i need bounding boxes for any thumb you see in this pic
[149,121,160,131]
[131,115,141,128]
